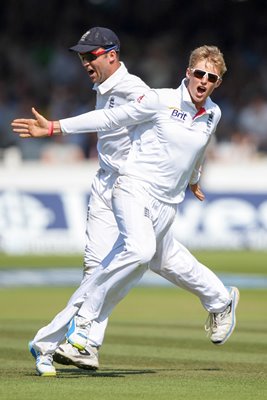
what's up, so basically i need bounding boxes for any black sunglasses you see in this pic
[190,68,221,83]
[78,45,118,63]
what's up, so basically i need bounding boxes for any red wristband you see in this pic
[48,121,54,136]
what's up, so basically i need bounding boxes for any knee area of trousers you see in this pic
[129,243,156,264]
[84,247,102,269]
[82,265,100,283]
[149,262,161,274]
[83,268,94,279]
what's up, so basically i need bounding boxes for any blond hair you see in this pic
[188,45,227,77]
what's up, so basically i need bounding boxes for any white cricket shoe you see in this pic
[66,315,91,350]
[29,341,56,377]
[205,286,240,345]
[36,354,56,377]
[54,342,99,370]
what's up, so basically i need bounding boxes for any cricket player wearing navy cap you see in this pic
[12,44,239,377]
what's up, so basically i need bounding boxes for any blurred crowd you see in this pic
[1,0,267,164]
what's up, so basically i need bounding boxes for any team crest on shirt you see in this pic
[169,107,188,122]
[207,111,214,129]
[203,111,215,135]
[144,207,151,219]
[108,96,115,108]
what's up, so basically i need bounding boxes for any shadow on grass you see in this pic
[54,367,157,378]
[47,366,221,379]
[23,365,223,379]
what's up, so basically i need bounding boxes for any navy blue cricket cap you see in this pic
[69,27,120,53]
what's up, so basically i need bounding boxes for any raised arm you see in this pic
[11,90,158,139]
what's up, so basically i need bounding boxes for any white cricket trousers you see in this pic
[31,175,174,354]
[79,169,120,347]
[72,175,178,322]
[83,172,229,321]
[77,175,229,322]
[31,175,230,355]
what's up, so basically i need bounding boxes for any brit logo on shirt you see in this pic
[169,108,188,122]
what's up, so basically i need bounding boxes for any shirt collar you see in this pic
[179,78,214,113]
[93,62,128,95]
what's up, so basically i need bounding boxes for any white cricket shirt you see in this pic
[61,79,221,204]
[89,62,149,173]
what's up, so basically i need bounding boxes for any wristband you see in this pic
[48,121,54,136]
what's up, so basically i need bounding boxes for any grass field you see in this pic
[0,252,267,399]
[1,250,267,274]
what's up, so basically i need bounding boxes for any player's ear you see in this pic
[215,79,222,88]
[109,50,117,62]
[186,68,191,79]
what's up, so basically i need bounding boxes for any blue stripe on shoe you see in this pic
[28,341,38,359]
[66,318,76,339]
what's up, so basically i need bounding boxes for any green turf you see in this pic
[0,253,84,269]
[0,250,267,274]
[0,286,266,400]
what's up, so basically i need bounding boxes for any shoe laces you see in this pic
[76,316,91,329]
[84,344,98,356]
[205,301,232,334]
[37,353,53,365]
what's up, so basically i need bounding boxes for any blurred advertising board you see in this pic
[0,159,266,253]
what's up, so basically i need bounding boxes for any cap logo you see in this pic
[80,30,91,42]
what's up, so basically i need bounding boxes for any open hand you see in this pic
[11,107,50,138]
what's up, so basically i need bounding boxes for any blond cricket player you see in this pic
[12,44,239,377]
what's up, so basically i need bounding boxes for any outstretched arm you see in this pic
[11,108,62,138]
[11,89,158,138]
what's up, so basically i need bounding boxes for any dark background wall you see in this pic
[1,0,266,157]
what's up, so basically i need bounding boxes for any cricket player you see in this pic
[51,27,151,370]
[12,44,239,377]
